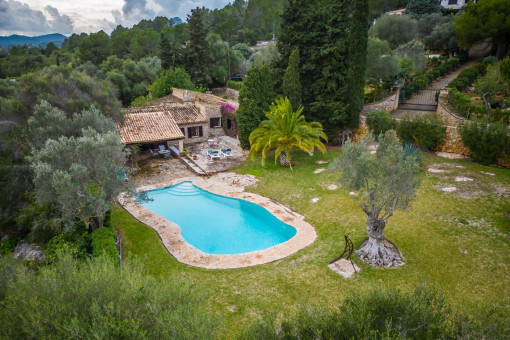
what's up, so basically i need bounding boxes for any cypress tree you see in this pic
[186,8,212,87]
[345,0,369,129]
[159,32,172,70]
[282,48,302,109]
[278,0,353,139]
[236,64,275,149]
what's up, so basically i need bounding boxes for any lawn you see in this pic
[112,150,510,339]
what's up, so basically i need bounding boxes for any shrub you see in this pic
[0,236,21,255]
[449,63,487,91]
[366,110,397,136]
[448,88,479,117]
[91,227,117,262]
[0,253,214,339]
[459,117,508,165]
[228,80,242,91]
[45,232,90,262]
[400,58,460,100]
[220,102,237,137]
[397,114,446,150]
[482,56,498,65]
[491,108,510,124]
[240,284,469,339]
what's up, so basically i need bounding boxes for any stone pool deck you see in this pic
[119,174,317,269]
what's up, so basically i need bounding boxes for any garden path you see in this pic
[392,41,491,120]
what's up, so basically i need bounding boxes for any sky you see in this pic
[0,0,232,36]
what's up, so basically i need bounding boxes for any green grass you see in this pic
[113,150,510,339]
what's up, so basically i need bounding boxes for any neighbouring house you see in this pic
[385,8,405,15]
[117,90,238,157]
[440,0,471,9]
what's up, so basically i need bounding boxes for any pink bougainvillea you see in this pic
[220,102,237,137]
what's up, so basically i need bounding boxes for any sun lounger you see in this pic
[207,150,220,160]
[220,148,233,158]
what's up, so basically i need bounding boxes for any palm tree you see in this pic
[249,97,327,168]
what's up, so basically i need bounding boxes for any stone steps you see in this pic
[179,156,207,176]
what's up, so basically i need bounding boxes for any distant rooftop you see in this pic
[385,8,406,15]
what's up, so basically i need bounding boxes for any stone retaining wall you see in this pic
[434,95,470,155]
[361,89,399,114]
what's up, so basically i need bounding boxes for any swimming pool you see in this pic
[140,182,297,255]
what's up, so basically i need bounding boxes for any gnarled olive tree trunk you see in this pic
[355,212,404,267]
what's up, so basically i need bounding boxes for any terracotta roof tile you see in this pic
[118,107,184,144]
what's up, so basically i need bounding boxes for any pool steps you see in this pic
[164,183,201,196]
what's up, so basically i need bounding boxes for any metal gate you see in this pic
[398,89,440,111]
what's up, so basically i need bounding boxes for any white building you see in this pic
[440,0,469,10]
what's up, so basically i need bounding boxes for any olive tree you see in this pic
[28,129,130,230]
[331,131,422,267]
[27,101,115,148]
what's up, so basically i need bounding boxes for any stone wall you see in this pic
[435,93,509,167]
[361,89,400,114]
[204,106,224,137]
[351,91,509,168]
[434,95,470,155]
[226,88,239,99]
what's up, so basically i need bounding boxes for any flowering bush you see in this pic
[220,102,237,137]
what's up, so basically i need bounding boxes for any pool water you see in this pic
[140,182,297,255]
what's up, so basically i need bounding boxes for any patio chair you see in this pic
[207,150,221,160]
[158,144,172,159]
[149,149,159,157]
[220,148,233,158]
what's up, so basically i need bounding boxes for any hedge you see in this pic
[448,88,486,118]
[400,58,460,100]
[448,63,486,92]
[459,117,508,165]
[366,110,397,137]
[396,114,446,150]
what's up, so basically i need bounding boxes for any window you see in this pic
[187,126,203,138]
[448,0,457,4]
[210,117,221,128]
[180,128,185,137]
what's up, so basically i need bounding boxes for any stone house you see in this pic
[117,89,238,154]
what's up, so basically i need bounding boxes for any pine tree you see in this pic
[236,64,275,149]
[186,7,212,87]
[159,32,172,70]
[282,48,302,109]
[405,0,441,19]
[345,0,369,129]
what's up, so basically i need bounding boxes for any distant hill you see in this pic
[172,17,182,25]
[0,33,67,47]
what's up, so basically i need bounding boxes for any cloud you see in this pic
[0,0,74,35]
[44,5,73,33]
[115,0,231,27]
[121,0,155,25]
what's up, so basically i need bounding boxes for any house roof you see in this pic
[161,102,207,125]
[386,8,406,15]
[118,107,185,144]
[118,102,207,144]
[145,94,183,106]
